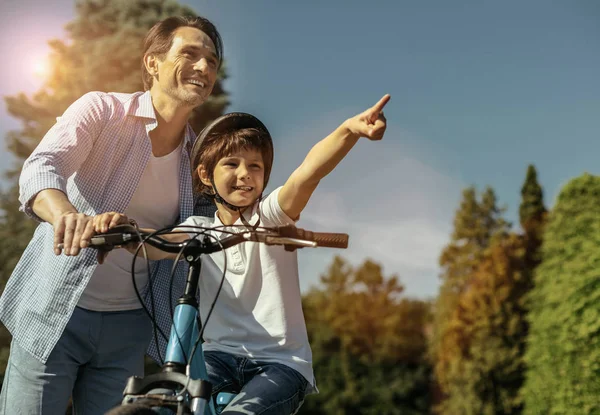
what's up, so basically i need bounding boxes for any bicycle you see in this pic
[86,222,349,415]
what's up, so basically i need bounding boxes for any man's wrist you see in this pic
[32,189,79,225]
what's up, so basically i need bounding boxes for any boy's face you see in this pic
[201,148,265,208]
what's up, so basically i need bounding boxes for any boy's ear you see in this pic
[197,165,212,186]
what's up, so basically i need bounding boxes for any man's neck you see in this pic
[149,89,195,157]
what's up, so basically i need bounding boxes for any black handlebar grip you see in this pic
[89,232,133,247]
[89,225,141,247]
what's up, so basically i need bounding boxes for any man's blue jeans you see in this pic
[205,350,309,415]
[0,306,152,415]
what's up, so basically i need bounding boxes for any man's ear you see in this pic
[198,165,212,187]
[143,53,159,80]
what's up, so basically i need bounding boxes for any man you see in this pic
[0,15,222,415]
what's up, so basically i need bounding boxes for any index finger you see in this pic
[371,94,391,114]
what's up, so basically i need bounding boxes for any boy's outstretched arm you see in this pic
[279,94,390,220]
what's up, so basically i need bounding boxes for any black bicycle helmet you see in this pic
[191,112,274,211]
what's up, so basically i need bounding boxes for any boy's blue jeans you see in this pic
[0,306,151,415]
[205,350,309,415]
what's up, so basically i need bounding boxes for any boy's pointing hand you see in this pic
[344,94,390,141]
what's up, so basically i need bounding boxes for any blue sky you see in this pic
[1,1,598,298]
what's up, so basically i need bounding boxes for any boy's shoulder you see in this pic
[256,186,296,227]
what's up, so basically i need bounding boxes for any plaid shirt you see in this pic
[0,91,215,363]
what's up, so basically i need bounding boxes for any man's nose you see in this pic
[193,57,209,73]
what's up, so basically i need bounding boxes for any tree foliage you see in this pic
[299,256,432,414]
[522,173,600,414]
[437,233,530,414]
[431,186,510,413]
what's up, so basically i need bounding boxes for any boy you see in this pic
[93,94,390,414]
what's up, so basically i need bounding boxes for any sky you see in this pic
[0,1,599,298]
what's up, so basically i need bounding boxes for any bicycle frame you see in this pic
[96,224,348,414]
[120,238,234,415]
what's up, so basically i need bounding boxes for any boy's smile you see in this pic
[201,148,266,221]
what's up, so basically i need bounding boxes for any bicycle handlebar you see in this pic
[85,224,349,254]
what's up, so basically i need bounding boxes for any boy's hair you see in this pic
[142,15,223,91]
[193,128,274,198]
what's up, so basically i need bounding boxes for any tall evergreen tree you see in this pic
[522,173,600,414]
[0,0,230,376]
[431,186,509,414]
[519,164,547,271]
[438,232,532,414]
[519,164,546,239]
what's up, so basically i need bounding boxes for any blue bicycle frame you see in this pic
[120,237,235,415]
[100,223,348,414]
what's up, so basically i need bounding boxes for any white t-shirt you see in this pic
[177,186,316,389]
[78,143,182,311]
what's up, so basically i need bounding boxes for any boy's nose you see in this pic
[237,167,250,179]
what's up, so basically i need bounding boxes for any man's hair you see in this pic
[142,15,223,90]
[193,128,274,198]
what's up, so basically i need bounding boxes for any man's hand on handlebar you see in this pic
[58,211,134,263]
[93,211,131,234]
[53,212,95,257]
[92,212,132,263]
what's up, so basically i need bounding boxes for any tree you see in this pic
[519,165,546,240]
[431,186,510,414]
[300,256,432,415]
[436,166,546,414]
[0,0,230,377]
[519,164,547,270]
[438,233,532,414]
[521,173,600,414]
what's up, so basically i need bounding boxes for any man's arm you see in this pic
[20,92,108,256]
[31,189,95,256]
[278,94,390,220]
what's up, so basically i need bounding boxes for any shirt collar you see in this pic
[125,91,155,120]
[125,91,196,155]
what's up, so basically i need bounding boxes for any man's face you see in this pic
[153,26,219,107]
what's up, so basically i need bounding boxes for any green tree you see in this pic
[431,186,510,414]
[300,256,432,415]
[519,164,547,269]
[522,173,600,414]
[0,0,229,377]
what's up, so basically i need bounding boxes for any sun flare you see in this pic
[32,56,51,79]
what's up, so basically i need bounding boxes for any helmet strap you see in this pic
[209,177,261,229]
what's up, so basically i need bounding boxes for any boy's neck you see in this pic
[216,204,251,226]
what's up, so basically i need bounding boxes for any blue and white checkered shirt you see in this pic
[0,90,215,363]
